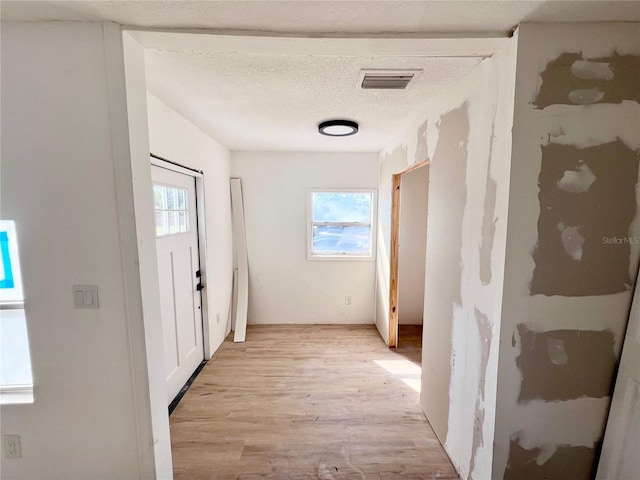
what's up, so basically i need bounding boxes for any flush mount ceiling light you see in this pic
[318,120,359,137]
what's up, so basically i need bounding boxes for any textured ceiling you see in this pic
[145,49,482,151]
[3,1,639,34]
[5,0,637,151]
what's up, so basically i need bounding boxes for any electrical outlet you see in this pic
[345,296,352,305]
[3,434,21,458]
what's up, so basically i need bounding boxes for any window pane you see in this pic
[177,189,187,210]
[178,212,189,233]
[153,184,190,237]
[0,221,24,303]
[168,211,179,234]
[153,185,166,210]
[312,192,372,223]
[312,225,371,255]
[155,211,168,236]
[0,309,33,387]
[166,187,177,209]
[0,220,34,401]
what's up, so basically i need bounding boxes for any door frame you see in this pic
[388,159,430,347]
[150,153,211,359]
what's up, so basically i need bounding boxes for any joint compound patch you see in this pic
[479,120,498,287]
[504,439,596,480]
[530,140,639,297]
[557,161,596,194]
[557,223,585,261]
[571,60,615,81]
[516,325,616,402]
[422,103,469,442]
[546,338,569,365]
[415,119,429,164]
[468,308,493,478]
[534,52,640,108]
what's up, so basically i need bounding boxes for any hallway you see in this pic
[169,325,456,479]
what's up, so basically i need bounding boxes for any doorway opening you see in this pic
[388,159,430,348]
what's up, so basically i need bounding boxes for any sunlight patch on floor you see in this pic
[373,359,421,393]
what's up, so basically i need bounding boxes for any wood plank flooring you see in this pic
[169,324,458,480]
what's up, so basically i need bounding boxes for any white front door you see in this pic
[152,165,204,405]
[597,268,640,480]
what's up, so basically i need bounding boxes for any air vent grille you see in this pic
[361,74,414,89]
[357,69,422,90]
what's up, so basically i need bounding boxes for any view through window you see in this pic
[0,220,34,404]
[309,190,375,258]
[153,183,190,236]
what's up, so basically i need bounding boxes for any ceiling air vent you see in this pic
[358,69,422,90]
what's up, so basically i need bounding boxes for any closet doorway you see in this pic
[388,159,430,347]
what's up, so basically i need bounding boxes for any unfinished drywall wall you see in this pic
[531,140,638,296]
[376,37,515,480]
[1,22,157,479]
[534,53,640,108]
[504,440,595,480]
[146,93,234,356]
[494,23,640,480]
[516,326,616,402]
[397,166,429,325]
[230,151,378,324]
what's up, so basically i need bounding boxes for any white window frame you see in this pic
[307,188,377,261]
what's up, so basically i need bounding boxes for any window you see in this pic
[153,184,190,236]
[308,190,376,260]
[0,220,34,404]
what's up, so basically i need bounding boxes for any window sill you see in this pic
[0,385,34,405]
[307,254,375,262]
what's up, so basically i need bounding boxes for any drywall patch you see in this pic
[423,102,469,442]
[432,103,469,307]
[468,308,492,479]
[415,118,429,164]
[467,406,485,480]
[504,439,595,480]
[479,169,497,286]
[475,309,492,401]
[535,53,640,108]
[530,140,639,296]
[516,325,616,402]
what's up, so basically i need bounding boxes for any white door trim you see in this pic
[151,155,211,360]
[151,154,203,178]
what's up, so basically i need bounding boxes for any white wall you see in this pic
[231,152,378,324]
[494,23,640,480]
[397,166,429,325]
[377,37,516,480]
[1,22,155,479]
[146,93,234,355]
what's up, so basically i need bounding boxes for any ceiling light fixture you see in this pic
[318,120,359,137]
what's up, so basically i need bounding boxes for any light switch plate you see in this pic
[72,285,99,308]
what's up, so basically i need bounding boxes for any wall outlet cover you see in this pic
[3,434,22,458]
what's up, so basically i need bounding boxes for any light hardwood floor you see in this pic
[170,324,458,480]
